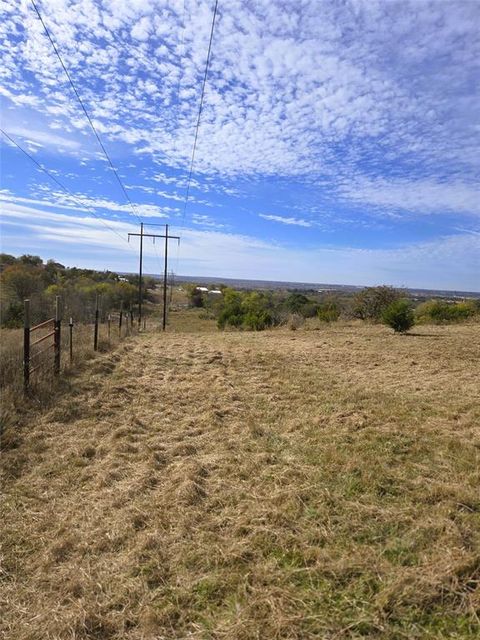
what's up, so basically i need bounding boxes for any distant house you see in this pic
[119,276,129,282]
[208,289,222,295]
[196,286,209,293]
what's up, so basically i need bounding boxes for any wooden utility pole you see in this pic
[128,223,179,331]
[162,225,169,332]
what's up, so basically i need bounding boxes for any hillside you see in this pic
[2,318,480,639]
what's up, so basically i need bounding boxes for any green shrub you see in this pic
[416,300,477,324]
[216,289,275,331]
[284,293,310,313]
[317,300,340,323]
[243,310,273,331]
[382,299,414,333]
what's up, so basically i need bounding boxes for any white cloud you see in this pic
[1,0,477,185]
[0,189,171,220]
[259,214,312,227]
[1,198,479,291]
[339,176,480,217]
[191,213,225,228]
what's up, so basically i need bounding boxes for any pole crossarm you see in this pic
[128,233,180,241]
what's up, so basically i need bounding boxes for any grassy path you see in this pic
[2,323,479,639]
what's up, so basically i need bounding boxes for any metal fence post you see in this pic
[69,317,73,365]
[54,296,61,375]
[23,299,30,393]
[119,301,123,338]
[94,294,99,351]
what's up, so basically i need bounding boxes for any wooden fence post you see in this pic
[94,294,99,351]
[23,299,30,393]
[69,317,73,365]
[108,314,111,340]
[54,296,61,375]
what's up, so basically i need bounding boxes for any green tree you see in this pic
[284,292,310,313]
[19,254,43,267]
[0,264,43,301]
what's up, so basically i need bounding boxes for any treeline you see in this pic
[0,254,157,327]
[188,284,480,333]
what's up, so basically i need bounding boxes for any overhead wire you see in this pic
[29,0,143,224]
[1,128,135,250]
[180,0,218,225]
[174,0,219,276]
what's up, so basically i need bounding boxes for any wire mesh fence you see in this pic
[0,296,146,397]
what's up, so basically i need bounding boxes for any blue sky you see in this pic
[1,0,479,291]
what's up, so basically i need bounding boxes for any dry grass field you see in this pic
[1,313,479,639]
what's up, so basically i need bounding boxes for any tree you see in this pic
[217,289,243,328]
[382,299,414,333]
[19,254,43,267]
[0,253,16,268]
[284,293,310,313]
[0,264,43,301]
[353,286,402,321]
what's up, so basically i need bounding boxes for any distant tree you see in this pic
[353,286,402,321]
[0,253,16,268]
[284,293,310,313]
[0,264,43,301]
[19,254,43,267]
[217,289,243,328]
[382,299,414,333]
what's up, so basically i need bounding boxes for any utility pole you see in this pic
[162,225,169,332]
[138,222,144,329]
[128,223,179,331]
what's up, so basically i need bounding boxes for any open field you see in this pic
[1,316,480,639]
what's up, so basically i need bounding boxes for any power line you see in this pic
[1,128,134,249]
[29,0,142,224]
[175,0,219,276]
[180,0,219,224]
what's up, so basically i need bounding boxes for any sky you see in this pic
[0,0,479,291]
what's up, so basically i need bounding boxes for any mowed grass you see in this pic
[1,316,479,639]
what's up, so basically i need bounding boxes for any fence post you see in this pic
[108,314,111,341]
[143,317,146,331]
[69,317,73,365]
[94,294,99,351]
[119,301,123,338]
[23,299,30,394]
[130,304,134,331]
[54,296,61,375]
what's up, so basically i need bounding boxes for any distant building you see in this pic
[208,289,222,295]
